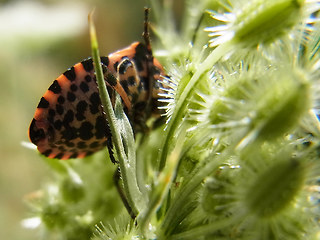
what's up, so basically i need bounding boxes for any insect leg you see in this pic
[142,8,157,120]
[113,167,136,219]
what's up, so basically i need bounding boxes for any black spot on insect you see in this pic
[85,75,92,82]
[76,100,87,114]
[90,92,100,106]
[95,115,108,139]
[106,73,117,86]
[54,120,62,130]
[61,126,78,141]
[47,126,55,142]
[37,97,49,108]
[76,113,85,121]
[113,61,119,71]
[58,96,65,104]
[55,153,64,159]
[128,76,136,85]
[77,141,87,149]
[70,152,78,158]
[89,92,101,114]
[47,114,54,124]
[101,56,109,66]
[89,141,100,148]
[70,84,78,92]
[66,141,75,148]
[80,81,89,93]
[63,110,74,125]
[67,91,76,102]
[81,58,94,72]
[120,80,129,94]
[79,122,93,140]
[29,118,45,144]
[90,104,99,114]
[56,104,64,115]
[43,149,52,157]
[48,80,61,94]
[63,67,76,81]
[48,109,55,117]
[79,121,94,140]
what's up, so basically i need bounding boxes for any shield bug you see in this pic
[29,8,168,161]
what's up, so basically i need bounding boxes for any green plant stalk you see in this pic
[169,216,241,240]
[138,128,186,235]
[88,12,143,216]
[160,148,230,237]
[159,41,233,171]
[113,94,147,211]
[135,136,149,197]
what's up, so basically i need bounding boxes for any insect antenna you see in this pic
[143,7,152,53]
[142,7,156,121]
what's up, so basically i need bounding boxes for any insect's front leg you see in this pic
[113,167,136,219]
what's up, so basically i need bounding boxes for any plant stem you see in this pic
[138,127,186,235]
[169,216,241,240]
[158,41,233,171]
[160,148,232,236]
[88,12,144,216]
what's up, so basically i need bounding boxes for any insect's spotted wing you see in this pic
[29,56,113,160]
[29,42,168,160]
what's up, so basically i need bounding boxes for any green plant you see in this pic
[24,0,320,239]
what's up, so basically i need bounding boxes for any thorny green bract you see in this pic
[24,0,320,239]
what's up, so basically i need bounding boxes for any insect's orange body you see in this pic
[29,41,168,160]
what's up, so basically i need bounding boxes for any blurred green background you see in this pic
[0,0,150,239]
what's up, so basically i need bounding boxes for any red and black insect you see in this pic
[29,9,168,161]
